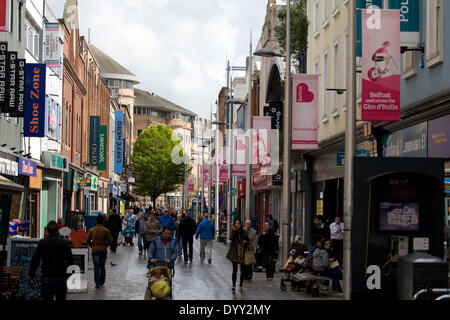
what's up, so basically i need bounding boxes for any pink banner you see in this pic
[0,0,6,32]
[292,74,319,150]
[233,133,247,176]
[362,9,401,122]
[252,117,271,169]
[187,174,194,193]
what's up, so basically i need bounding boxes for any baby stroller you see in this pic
[122,224,135,247]
[280,249,307,292]
[144,261,174,300]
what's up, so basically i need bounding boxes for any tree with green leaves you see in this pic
[130,125,188,209]
[275,0,309,72]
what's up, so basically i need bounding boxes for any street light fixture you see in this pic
[253,48,284,58]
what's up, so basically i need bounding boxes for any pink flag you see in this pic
[233,133,247,176]
[292,74,319,150]
[252,117,272,169]
[187,174,194,193]
[361,9,401,122]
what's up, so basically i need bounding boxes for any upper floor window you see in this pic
[426,0,443,67]
[25,17,40,60]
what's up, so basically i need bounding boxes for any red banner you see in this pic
[0,0,6,32]
[292,74,319,150]
[362,9,401,122]
[187,174,194,193]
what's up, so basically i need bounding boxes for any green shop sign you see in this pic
[389,0,420,47]
[336,149,371,168]
[382,122,427,158]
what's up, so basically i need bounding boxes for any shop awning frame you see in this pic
[0,175,24,193]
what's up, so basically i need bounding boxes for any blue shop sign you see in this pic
[18,158,37,177]
[24,64,46,137]
[382,122,427,158]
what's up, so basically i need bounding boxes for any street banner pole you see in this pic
[343,0,357,300]
[281,0,292,265]
[245,31,253,223]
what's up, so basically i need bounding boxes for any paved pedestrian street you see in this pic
[67,238,341,301]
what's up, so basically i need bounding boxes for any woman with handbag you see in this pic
[226,219,250,293]
[313,239,343,294]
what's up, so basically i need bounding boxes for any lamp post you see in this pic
[212,120,228,241]
[253,0,291,264]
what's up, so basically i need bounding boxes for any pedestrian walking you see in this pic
[195,215,215,264]
[174,213,183,259]
[257,222,279,281]
[87,214,113,289]
[106,209,122,254]
[135,211,147,255]
[144,212,163,256]
[29,221,74,301]
[226,219,249,293]
[149,227,181,267]
[329,217,344,266]
[243,220,258,280]
[179,211,197,263]
[159,209,176,231]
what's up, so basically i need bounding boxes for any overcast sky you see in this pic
[45,0,271,118]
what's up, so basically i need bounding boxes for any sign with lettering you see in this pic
[45,23,61,67]
[6,51,18,115]
[114,111,124,174]
[89,116,100,166]
[382,122,427,157]
[0,158,18,176]
[18,158,37,177]
[389,0,420,47]
[77,178,91,188]
[24,64,46,137]
[0,42,8,112]
[263,102,283,131]
[15,59,25,117]
[357,0,384,57]
[41,152,69,172]
[98,125,107,171]
[361,9,401,122]
[428,114,450,158]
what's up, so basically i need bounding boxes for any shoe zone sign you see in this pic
[24,64,46,137]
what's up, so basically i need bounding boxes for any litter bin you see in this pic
[218,222,227,243]
[397,252,448,300]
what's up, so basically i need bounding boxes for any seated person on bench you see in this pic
[312,238,343,294]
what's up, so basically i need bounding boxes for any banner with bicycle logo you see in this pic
[362,9,401,122]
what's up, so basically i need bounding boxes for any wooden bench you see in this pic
[294,272,333,297]
[0,266,22,299]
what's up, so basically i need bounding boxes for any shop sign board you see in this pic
[336,149,371,167]
[18,158,37,177]
[114,111,124,174]
[98,125,107,171]
[77,178,91,188]
[263,102,283,131]
[89,116,100,166]
[0,157,18,176]
[0,42,8,112]
[45,23,62,67]
[388,0,420,47]
[24,64,46,137]
[428,114,450,158]
[382,122,427,158]
[41,152,69,172]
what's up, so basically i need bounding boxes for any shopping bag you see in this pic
[244,249,256,265]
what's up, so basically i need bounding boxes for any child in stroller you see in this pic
[280,236,308,292]
[122,224,135,247]
[144,262,173,300]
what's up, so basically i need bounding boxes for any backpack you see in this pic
[303,253,314,271]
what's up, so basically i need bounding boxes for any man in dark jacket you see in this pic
[178,211,197,263]
[106,210,122,253]
[29,221,74,301]
[257,222,279,281]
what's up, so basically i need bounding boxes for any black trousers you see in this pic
[182,236,193,262]
[263,253,275,279]
[331,239,343,266]
[41,277,67,301]
[111,232,119,252]
[243,264,253,280]
[232,262,245,287]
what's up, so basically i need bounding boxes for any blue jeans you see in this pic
[41,277,67,301]
[92,251,107,287]
[320,267,343,291]
[138,233,145,253]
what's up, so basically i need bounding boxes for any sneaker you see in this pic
[266,278,273,281]
[95,285,101,289]
[189,259,193,263]
[332,290,343,296]
[208,260,212,264]
[138,252,142,255]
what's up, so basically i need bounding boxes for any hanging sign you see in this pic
[98,125,107,171]
[389,0,420,47]
[45,23,61,67]
[188,174,195,193]
[6,51,18,115]
[89,116,100,166]
[114,111,124,174]
[292,74,319,150]
[18,158,37,177]
[357,0,384,57]
[361,9,401,122]
[263,102,283,131]
[233,133,246,177]
[24,64,46,137]
[0,42,8,112]
[14,59,25,117]
[0,0,6,32]
[252,116,271,168]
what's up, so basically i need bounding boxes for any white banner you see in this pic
[45,23,61,67]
